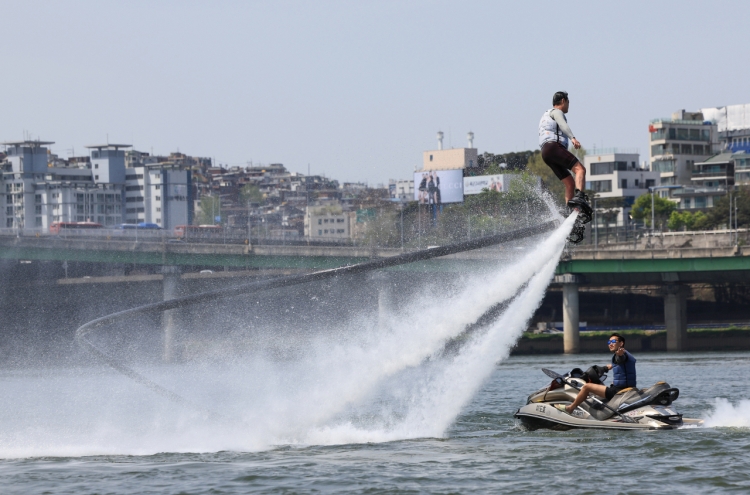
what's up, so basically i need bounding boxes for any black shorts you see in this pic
[605,385,627,401]
[541,142,579,181]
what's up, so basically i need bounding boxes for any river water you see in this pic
[2,215,749,493]
[1,352,749,494]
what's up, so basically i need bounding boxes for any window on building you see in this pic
[35,194,41,204]
[155,196,160,201]
[651,145,667,156]
[318,230,322,235]
[318,219,322,225]
[95,175,99,180]
[621,179,627,189]
[35,217,42,227]
[591,162,614,175]
[681,144,692,154]
[695,196,707,208]
[585,180,612,192]
[94,164,99,169]
[652,160,675,173]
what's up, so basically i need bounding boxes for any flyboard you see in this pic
[566,191,592,244]
[75,221,559,417]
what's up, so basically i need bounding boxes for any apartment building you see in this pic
[304,203,352,240]
[583,150,659,225]
[648,110,718,193]
[124,163,192,229]
[388,179,414,201]
[673,150,750,211]
[0,140,124,230]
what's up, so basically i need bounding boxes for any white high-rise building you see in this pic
[124,163,192,229]
[1,140,192,232]
[1,140,123,230]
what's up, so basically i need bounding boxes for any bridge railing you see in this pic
[576,225,749,251]
[0,226,363,247]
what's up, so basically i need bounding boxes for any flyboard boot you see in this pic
[566,189,592,244]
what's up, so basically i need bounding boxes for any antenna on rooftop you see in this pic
[437,131,444,150]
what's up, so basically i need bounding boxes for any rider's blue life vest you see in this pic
[611,350,637,388]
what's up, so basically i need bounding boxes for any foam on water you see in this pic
[0,215,576,458]
[704,398,750,428]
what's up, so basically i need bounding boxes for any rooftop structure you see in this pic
[701,104,750,153]
[419,131,478,172]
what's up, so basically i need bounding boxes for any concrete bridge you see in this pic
[555,230,750,354]
[2,230,748,355]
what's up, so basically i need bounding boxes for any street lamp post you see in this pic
[399,199,404,251]
[648,185,683,245]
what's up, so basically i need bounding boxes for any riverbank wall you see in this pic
[511,329,750,355]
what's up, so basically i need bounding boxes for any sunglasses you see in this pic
[607,339,619,345]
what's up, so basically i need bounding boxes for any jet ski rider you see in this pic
[558,333,636,414]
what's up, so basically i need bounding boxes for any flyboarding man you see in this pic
[538,91,592,243]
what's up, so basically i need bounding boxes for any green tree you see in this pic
[239,184,264,204]
[667,210,691,231]
[630,193,677,229]
[707,186,750,229]
[692,211,710,230]
[196,195,221,225]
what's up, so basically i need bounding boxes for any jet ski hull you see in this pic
[514,403,683,431]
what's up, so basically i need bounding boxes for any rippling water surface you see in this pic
[1,352,749,494]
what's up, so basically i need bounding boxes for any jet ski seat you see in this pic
[583,382,680,421]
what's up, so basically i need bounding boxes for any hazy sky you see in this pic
[3,1,749,184]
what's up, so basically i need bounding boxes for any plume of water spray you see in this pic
[259,215,578,438]
[704,398,750,428]
[297,214,574,445]
[0,215,576,457]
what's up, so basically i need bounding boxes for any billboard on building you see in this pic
[463,174,508,195]
[413,170,464,204]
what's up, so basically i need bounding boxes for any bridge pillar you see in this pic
[663,283,688,352]
[162,265,181,362]
[556,274,583,354]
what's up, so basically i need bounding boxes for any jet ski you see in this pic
[514,366,704,431]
